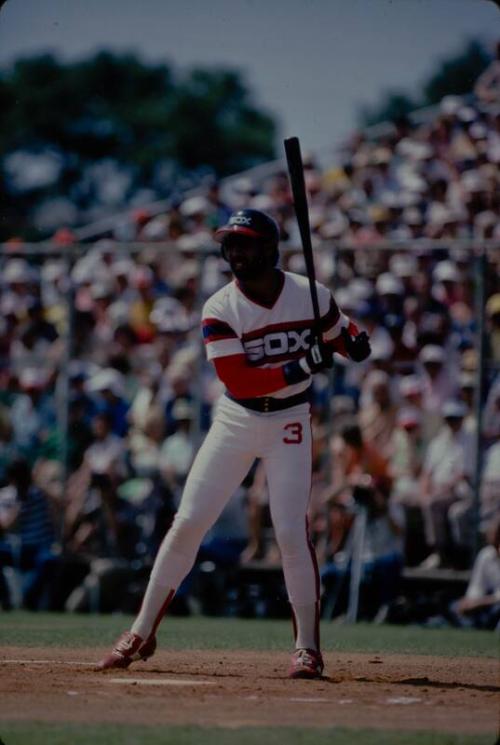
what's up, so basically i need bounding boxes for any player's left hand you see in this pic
[303,340,333,373]
[341,328,371,362]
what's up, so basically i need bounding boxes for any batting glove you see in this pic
[283,341,333,384]
[341,327,371,362]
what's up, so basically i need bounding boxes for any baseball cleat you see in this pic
[289,648,324,679]
[95,631,157,671]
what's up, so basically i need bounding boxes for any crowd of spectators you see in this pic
[0,87,499,627]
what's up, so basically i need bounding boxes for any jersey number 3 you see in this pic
[283,422,303,444]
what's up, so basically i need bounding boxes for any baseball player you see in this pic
[97,209,370,678]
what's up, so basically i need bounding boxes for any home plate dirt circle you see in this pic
[1,646,498,736]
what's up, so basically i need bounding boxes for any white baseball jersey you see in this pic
[202,271,349,398]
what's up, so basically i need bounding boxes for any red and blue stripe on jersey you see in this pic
[202,318,238,344]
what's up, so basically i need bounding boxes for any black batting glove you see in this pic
[303,340,333,373]
[283,340,333,385]
[341,327,371,362]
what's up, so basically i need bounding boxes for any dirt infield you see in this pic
[1,646,498,735]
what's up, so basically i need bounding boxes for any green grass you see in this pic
[0,611,497,658]
[0,723,493,745]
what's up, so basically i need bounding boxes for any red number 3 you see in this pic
[283,422,303,444]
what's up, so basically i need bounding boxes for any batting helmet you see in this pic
[215,209,280,246]
[215,209,280,266]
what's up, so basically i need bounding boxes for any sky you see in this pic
[0,0,498,157]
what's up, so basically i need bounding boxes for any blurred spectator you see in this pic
[159,399,196,498]
[239,460,280,565]
[86,368,130,438]
[128,266,158,343]
[359,370,398,458]
[83,412,127,483]
[419,400,475,568]
[448,518,500,631]
[390,407,428,566]
[128,374,166,477]
[9,369,57,461]
[390,407,425,505]
[398,374,435,442]
[321,421,393,565]
[199,480,249,566]
[383,313,416,373]
[0,457,60,609]
[418,344,458,436]
[10,299,61,373]
[64,471,141,612]
[320,423,403,620]
[192,478,251,616]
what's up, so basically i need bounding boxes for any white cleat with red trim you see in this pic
[289,648,324,679]
[96,631,157,671]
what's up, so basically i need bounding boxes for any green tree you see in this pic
[359,39,492,127]
[168,68,276,174]
[359,91,418,128]
[423,40,492,104]
[0,52,276,239]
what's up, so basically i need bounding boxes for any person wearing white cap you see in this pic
[418,344,458,434]
[9,368,53,453]
[433,260,461,285]
[432,260,465,309]
[398,374,439,444]
[389,253,418,289]
[3,258,33,286]
[419,399,475,568]
[376,272,404,302]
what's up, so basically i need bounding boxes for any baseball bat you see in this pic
[284,136,322,342]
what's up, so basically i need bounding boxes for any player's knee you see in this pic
[274,524,307,558]
[167,513,206,549]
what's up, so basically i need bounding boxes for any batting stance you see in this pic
[97,209,370,678]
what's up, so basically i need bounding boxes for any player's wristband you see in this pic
[282,358,311,385]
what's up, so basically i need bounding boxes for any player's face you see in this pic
[223,235,273,281]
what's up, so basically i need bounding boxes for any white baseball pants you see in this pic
[132,395,319,640]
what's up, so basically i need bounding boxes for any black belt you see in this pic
[225,389,310,413]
